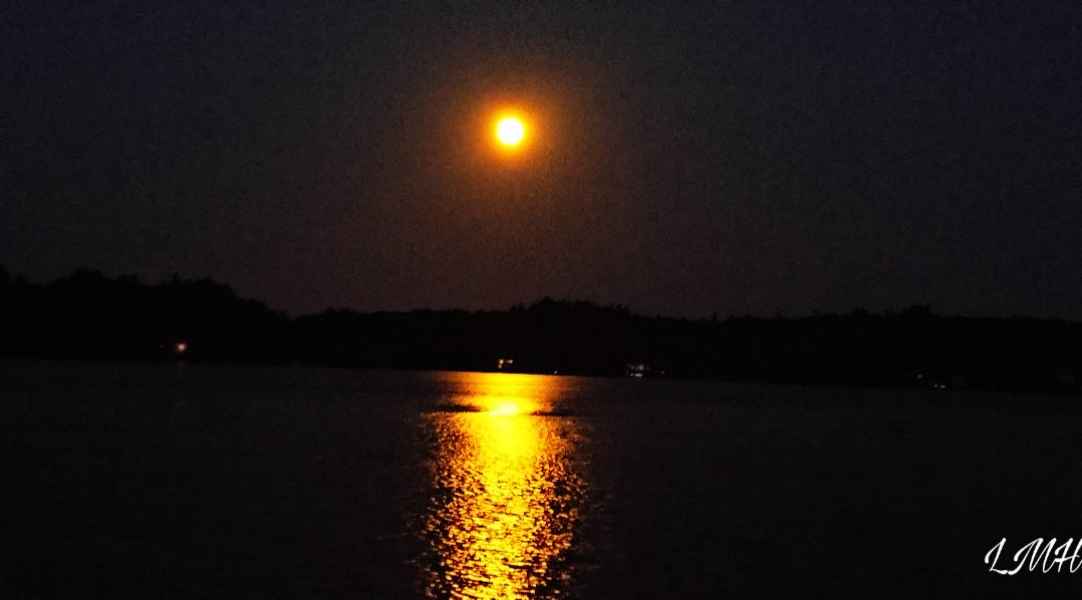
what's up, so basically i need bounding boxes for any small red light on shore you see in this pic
[175,342,188,354]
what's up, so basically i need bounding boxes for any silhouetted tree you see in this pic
[0,266,1078,393]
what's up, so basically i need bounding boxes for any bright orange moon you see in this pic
[495,116,526,147]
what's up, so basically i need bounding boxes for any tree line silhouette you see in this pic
[2,266,1079,393]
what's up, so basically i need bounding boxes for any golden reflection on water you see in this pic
[423,372,585,599]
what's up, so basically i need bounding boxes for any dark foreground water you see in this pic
[3,362,1082,598]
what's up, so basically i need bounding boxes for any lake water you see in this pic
[3,362,1082,597]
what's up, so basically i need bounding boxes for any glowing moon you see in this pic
[495,116,526,147]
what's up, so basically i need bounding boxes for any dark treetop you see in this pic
[3,266,1079,394]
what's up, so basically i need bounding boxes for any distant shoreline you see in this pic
[2,266,1080,396]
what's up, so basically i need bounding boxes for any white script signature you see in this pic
[985,537,1082,575]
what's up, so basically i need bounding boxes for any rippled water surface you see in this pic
[5,363,1082,598]
[415,373,588,598]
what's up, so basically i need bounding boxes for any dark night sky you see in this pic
[3,1,1081,318]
